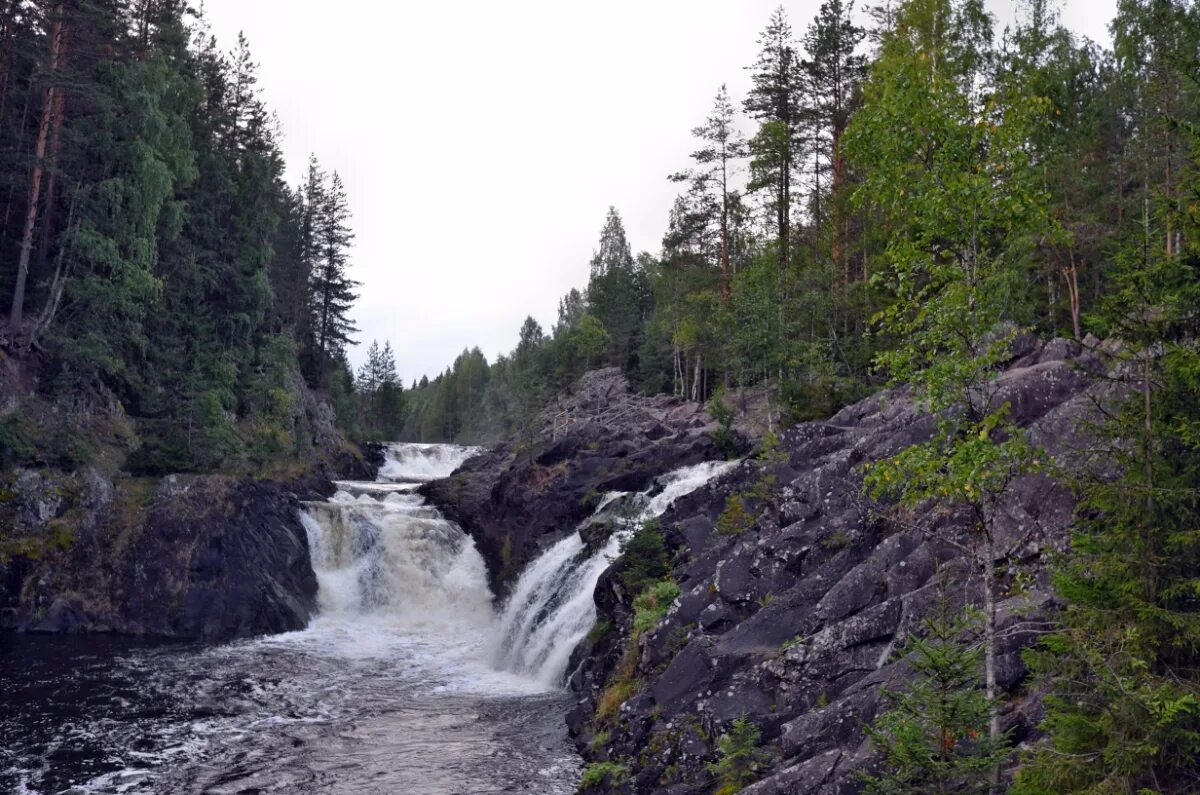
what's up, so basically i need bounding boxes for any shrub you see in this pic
[633,580,680,635]
[595,677,637,723]
[707,717,771,794]
[708,395,740,459]
[620,519,670,593]
[587,618,614,644]
[716,494,753,535]
[580,761,629,790]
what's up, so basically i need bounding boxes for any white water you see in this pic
[492,460,739,686]
[2,445,735,794]
[377,441,481,483]
[305,447,736,689]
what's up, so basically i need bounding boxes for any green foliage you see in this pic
[1015,83,1200,795]
[589,730,611,753]
[619,520,671,594]
[708,395,740,459]
[716,494,753,536]
[861,591,1009,794]
[579,761,629,790]
[633,580,681,635]
[587,618,614,645]
[706,717,771,794]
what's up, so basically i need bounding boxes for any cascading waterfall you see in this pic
[300,444,735,690]
[492,460,738,686]
[301,444,492,627]
[1,443,732,793]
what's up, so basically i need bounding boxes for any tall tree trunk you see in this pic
[34,87,66,275]
[1064,252,1082,340]
[832,126,848,284]
[0,0,17,124]
[9,4,66,340]
[2,73,34,232]
[719,154,731,303]
[31,188,74,346]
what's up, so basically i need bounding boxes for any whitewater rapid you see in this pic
[491,460,738,685]
[0,443,735,794]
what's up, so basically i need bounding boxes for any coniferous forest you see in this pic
[398,0,1199,452]
[0,0,374,474]
[2,0,1200,794]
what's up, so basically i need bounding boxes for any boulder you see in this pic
[422,368,746,597]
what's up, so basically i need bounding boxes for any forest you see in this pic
[0,0,376,473]
[400,0,1200,451]
[2,0,1200,791]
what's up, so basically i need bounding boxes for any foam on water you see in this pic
[2,444,736,793]
[492,459,739,686]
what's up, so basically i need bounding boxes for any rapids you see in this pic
[0,444,734,794]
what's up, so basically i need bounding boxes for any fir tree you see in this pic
[1015,96,1200,795]
[847,3,1053,788]
[744,6,802,274]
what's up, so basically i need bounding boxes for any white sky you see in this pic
[201,0,1116,384]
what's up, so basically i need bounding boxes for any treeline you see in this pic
[401,0,1200,790]
[0,1,367,473]
[407,0,1199,445]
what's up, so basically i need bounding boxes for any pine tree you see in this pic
[847,2,1053,787]
[1015,94,1200,795]
[800,0,867,282]
[670,85,747,302]
[310,170,359,363]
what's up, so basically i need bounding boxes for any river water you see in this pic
[0,444,733,794]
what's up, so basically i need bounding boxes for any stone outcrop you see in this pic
[565,338,1110,794]
[422,368,750,597]
[0,471,328,640]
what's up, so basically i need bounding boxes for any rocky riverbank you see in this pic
[422,368,753,597]
[558,337,1109,793]
[0,471,329,639]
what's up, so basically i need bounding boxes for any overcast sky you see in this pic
[201,0,1116,384]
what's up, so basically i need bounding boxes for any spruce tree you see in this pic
[862,582,1009,795]
[310,170,359,364]
[744,6,802,274]
[846,3,1053,787]
[1015,98,1200,795]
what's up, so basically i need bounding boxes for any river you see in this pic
[0,444,733,794]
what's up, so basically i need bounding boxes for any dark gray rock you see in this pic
[1,474,318,641]
[422,368,743,597]
[565,339,1108,794]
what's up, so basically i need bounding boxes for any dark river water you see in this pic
[0,444,581,795]
[0,444,734,794]
[0,628,578,795]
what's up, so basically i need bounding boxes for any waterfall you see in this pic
[492,460,738,686]
[302,444,493,629]
[302,444,735,691]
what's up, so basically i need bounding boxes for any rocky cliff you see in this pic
[0,470,331,640]
[556,339,1104,793]
[423,368,750,597]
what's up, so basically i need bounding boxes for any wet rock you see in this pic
[1,474,318,641]
[422,368,743,597]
